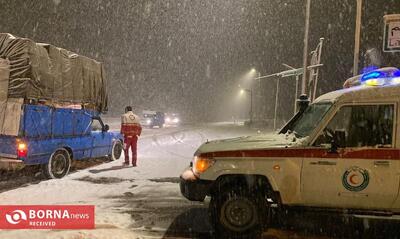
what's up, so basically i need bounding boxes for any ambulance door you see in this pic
[301,105,345,207]
[303,103,399,209]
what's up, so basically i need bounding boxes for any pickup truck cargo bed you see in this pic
[0,33,107,112]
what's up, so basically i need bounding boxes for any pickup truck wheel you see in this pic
[110,140,123,160]
[210,187,266,238]
[42,150,71,179]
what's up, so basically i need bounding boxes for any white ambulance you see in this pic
[180,67,400,237]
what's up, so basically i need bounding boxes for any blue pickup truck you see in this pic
[0,104,124,179]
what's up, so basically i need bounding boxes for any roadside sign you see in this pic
[383,14,400,52]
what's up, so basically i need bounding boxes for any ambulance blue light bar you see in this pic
[360,69,400,86]
[361,71,385,81]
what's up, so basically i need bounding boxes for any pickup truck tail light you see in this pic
[17,142,27,158]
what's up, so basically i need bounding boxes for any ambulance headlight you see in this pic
[193,156,215,175]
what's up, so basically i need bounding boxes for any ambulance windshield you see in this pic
[289,102,332,138]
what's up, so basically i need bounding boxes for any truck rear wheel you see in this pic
[110,140,123,161]
[209,186,266,238]
[42,149,71,179]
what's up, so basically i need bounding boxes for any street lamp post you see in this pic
[257,70,261,121]
[240,88,253,123]
[250,89,253,123]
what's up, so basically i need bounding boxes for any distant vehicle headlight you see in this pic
[173,118,180,123]
[166,117,171,122]
[146,119,152,124]
[193,156,215,175]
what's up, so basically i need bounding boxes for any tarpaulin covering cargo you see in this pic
[0,33,108,136]
[0,33,108,112]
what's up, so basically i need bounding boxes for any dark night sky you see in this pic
[1,0,399,123]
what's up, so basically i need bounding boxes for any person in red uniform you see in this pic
[121,106,142,167]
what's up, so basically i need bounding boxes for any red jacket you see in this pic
[121,111,142,137]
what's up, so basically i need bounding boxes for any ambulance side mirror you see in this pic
[103,124,110,132]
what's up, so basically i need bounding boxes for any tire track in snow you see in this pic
[151,132,189,159]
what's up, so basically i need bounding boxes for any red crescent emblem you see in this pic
[342,167,369,192]
[349,174,358,185]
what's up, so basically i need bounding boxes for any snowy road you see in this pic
[0,122,399,239]
[0,122,259,239]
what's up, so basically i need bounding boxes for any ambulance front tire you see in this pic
[41,149,71,179]
[209,185,266,238]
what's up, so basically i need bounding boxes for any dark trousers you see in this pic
[124,136,138,165]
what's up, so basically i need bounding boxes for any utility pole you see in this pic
[301,0,312,95]
[353,0,363,76]
[258,71,261,120]
[282,63,299,114]
[273,78,280,131]
[294,75,300,113]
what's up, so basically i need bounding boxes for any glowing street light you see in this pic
[241,68,258,82]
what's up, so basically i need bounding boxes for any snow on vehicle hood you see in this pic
[196,132,308,155]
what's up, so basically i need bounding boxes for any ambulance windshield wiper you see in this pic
[287,130,303,138]
[293,131,304,138]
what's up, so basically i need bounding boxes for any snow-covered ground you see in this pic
[2,121,396,239]
[0,121,260,239]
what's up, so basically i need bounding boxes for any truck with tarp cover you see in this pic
[0,33,122,178]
